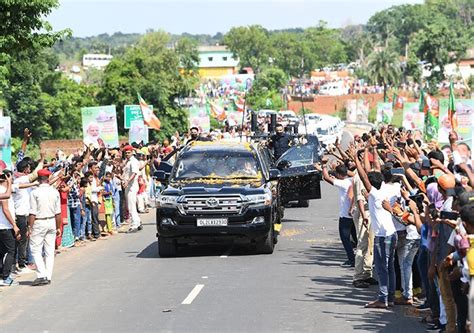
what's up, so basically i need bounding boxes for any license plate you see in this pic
[197,218,228,227]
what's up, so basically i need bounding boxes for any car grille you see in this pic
[181,195,243,216]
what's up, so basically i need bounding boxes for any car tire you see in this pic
[256,225,274,254]
[158,237,177,257]
[297,200,309,208]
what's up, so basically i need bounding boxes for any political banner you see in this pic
[376,102,393,124]
[454,99,473,148]
[188,106,210,133]
[124,104,152,129]
[438,99,451,144]
[81,105,119,148]
[402,102,424,132]
[0,117,12,167]
[129,120,149,144]
[346,99,369,122]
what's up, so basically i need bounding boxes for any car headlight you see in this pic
[245,193,272,206]
[157,195,179,208]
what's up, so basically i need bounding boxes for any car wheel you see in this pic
[297,200,309,208]
[256,225,274,254]
[158,237,177,257]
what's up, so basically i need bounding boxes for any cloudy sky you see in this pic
[48,0,423,37]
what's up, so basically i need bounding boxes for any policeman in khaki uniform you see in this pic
[27,169,61,286]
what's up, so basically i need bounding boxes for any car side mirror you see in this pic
[277,160,291,170]
[269,169,281,181]
[153,171,169,181]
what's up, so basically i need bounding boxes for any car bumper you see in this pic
[156,207,272,244]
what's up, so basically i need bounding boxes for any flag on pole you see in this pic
[137,93,161,130]
[208,100,227,121]
[448,81,457,130]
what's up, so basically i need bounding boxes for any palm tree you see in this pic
[366,47,402,101]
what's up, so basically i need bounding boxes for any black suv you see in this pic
[154,140,321,257]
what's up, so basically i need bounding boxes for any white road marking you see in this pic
[181,284,205,305]
[201,276,208,279]
[220,255,228,258]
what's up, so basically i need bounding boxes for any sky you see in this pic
[48,0,424,37]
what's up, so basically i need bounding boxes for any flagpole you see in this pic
[240,94,247,142]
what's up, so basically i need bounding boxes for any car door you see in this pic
[275,140,322,203]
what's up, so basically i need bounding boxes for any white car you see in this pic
[318,82,349,96]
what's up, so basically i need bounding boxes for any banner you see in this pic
[438,99,451,144]
[81,105,119,148]
[0,117,12,167]
[346,99,368,122]
[376,102,393,124]
[124,105,151,129]
[453,99,473,147]
[188,106,210,133]
[402,102,424,132]
[129,120,149,144]
[422,92,439,141]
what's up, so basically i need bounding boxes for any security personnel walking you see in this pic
[28,169,61,286]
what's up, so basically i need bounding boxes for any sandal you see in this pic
[365,300,388,309]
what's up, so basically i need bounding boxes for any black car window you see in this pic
[172,151,262,180]
[277,144,316,167]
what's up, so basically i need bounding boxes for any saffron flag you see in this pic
[208,100,227,121]
[448,81,457,130]
[137,93,161,130]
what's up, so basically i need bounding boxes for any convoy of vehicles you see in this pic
[154,138,323,257]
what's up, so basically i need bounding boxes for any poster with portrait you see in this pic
[356,99,369,123]
[402,102,424,132]
[188,106,210,133]
[81,105,119,148]
[129,120,149,144]
[345,99,357,122]
[376,102,393,124]
[453,99,473,148]
[0,117,12,167]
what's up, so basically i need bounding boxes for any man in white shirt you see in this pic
[122,145,141,232]
[351,148,397,309]
[28,169,61,286]
[315,161,355,267]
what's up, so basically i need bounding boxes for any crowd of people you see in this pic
[0,128,186,287]
[316,126,473,332]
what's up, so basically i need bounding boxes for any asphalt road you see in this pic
[0,181,426,333]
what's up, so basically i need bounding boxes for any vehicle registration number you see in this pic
[197,218,228,227]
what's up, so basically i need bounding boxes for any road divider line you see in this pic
[181,284,204,305]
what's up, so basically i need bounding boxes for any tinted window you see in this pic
[277,145,316,167]
[172,151,261,180]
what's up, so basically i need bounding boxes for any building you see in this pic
[458,48,474,80]
[197,46,239,78]
[82,54,113,69]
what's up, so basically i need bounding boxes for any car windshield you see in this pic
[277,145,316,167]
[317,128,328,135]
[172,151,262,180]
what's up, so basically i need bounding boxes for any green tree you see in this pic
[223,25,272,73]
[366,47,401,101]
[98,31,195,141]
[246,67,286,110]
[0,0,69,92]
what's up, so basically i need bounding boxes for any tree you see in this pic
[0,0,69,91]
[270,32,312,77]
[98,31,195,141]
[223,25,272,73]
[246,67,286,110]
[366,47,401,101]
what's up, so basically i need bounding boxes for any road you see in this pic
[0,182,425,333]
